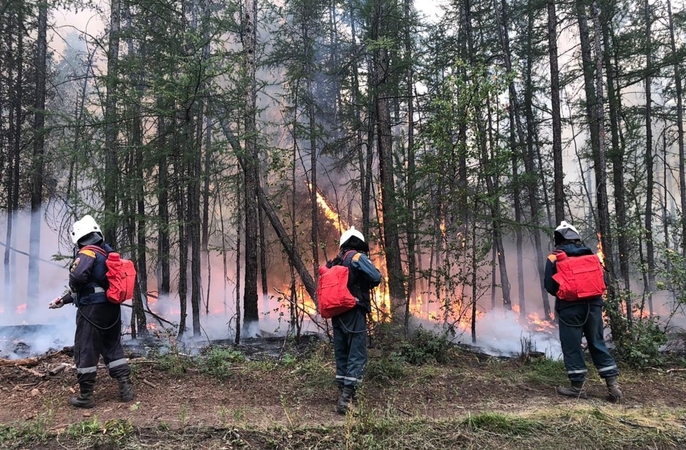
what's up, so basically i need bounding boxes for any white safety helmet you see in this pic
[71,215,103,244]
[554,220,581,245]
[339,226,365,249]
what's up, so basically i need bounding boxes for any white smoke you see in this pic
[464,309,562,359]
[0,209,75,358]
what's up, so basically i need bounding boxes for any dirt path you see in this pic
[1,346,686,448]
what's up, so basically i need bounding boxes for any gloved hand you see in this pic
[48,297,64,309]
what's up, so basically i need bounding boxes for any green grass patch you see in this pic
[464,412,543,435]
[292,343,335,388]
[2,406,686,449]
[519,357,567,384]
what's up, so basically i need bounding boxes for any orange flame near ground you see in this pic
[16,304,27,315]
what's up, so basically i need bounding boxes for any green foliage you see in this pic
[198,346,246,380]
[67,417,103,437]
[365,354,407,382]
[616,317,668,368]
[157,350,195,376]
[66,418,134,447]
[398,328,452,365]
[0,407,54,447]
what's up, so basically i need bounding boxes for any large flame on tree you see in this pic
[309,183,348,234]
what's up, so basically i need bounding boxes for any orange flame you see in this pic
[309,183,348,234]
[526,312,556,332]
[16,304,27,315]
[596,232,605,267]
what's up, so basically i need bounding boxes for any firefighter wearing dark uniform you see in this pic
[328,227,381,414]
[49,215,134,408]
[544,221,621,401]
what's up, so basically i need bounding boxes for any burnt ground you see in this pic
[1,339,686,449]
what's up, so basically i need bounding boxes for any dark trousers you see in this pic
[74,303,130,387]
[332,307,367,388]
[558,303,619,382]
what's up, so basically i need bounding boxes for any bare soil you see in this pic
[2,341,686,449]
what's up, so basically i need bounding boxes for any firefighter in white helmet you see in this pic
[48,215,134,408]
[544,220,621,401]
[324,226,381,414]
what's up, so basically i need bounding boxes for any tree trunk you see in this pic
[548,0,564,224]
[242,0,259,333]
[404,0,417,327]
[28,0,48,306]
[665,0,686,257]
[372,0,406,326]
[599,2,630,317]
[104,0,121,246]
[576,0,622,338]
[642,0,654,325]
[494,0,549,318]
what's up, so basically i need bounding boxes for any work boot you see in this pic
[556,381,588,399]
[605,376,622,402]
[118,375,134,402]
[336,386,355,415]
[70,384,95,408]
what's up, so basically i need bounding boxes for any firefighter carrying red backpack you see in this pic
[317,250,358,318]
[82,245,137,304]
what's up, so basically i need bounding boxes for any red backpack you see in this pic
[317,251,357,318]
[83,245,137,304]
[552,251,606,301]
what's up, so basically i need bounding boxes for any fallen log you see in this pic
[17,365,45,378]
[0,350,66,367]
[48,362,71,376]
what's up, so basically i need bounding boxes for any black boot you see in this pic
[556,381,587,398]
[336,386,355,415]
[605,376,622,402]
[118,375,134,402]
[70,383,95,408]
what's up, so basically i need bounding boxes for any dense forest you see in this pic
[1,0,686,363]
